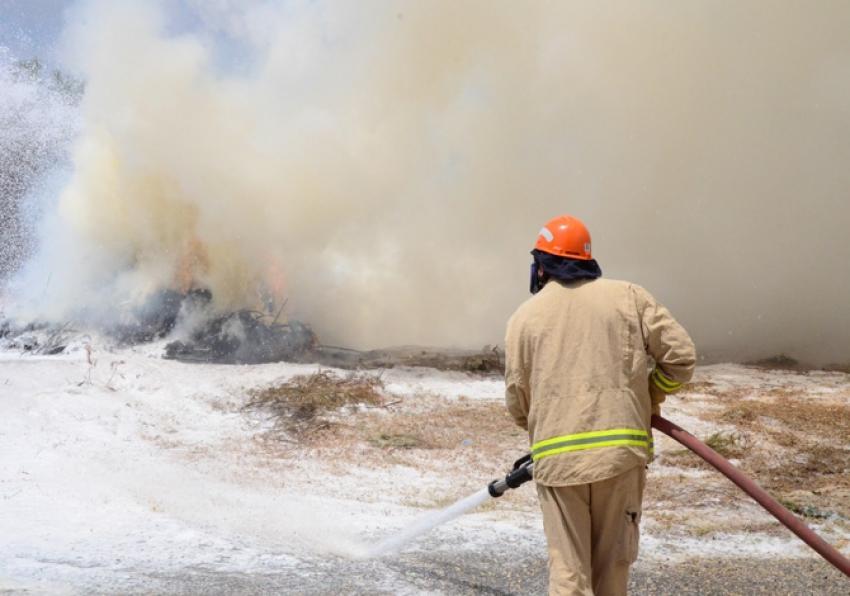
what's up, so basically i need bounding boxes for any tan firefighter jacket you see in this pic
[505,278,696,486]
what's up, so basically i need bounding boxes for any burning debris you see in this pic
[109,289,206,345]
[114,286,318,364]
[164,311,317,365]
[1,274,503,370]
[1,286,318,365]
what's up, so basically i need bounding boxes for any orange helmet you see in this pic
[534,215,592,260]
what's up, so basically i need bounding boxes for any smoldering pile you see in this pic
[161,296,317,364]
[120,289,318,364]
[0,287,505,372]
[0,288,319,364]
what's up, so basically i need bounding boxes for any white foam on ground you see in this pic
[382,367,504,400]
[2,345,848,591]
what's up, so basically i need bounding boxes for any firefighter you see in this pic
[505,215,696,595]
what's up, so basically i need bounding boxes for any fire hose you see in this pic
[487,415,850,579]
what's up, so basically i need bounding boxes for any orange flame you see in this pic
[260,258,287,317]
[174,236,209,294]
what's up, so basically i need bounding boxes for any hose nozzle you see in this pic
[488,453,534,498]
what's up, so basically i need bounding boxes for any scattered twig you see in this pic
[271,299,288,325]
[77,343,96,386]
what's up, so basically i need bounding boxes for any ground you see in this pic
[1,338,848,594]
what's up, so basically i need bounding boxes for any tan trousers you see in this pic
[536,465,646,596]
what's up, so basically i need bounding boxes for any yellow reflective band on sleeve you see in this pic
[652,367,682,393]
[531,428,651,462]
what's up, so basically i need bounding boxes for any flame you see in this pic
[258,257,287,318]
[265,259,286,305]
[173,236,209,294]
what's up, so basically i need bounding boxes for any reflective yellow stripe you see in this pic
[532,428,649,450]
[533,439,650,461]
[652,367,682,393]
[531,428,651,462]
[652,367,679,389]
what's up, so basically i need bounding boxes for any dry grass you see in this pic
[316,345,505,374]
[778,498,832,519]
[704,431,747,459]
[686,381,718,392]
[642,467,744,512]
[745,354,801,370]
[651,376,850,521]
[246,373,527,484]
[745,354,850,374]
[245,370,386,435]
[311,397,525,461]
[288,394,532,506]
[395,348,504,374]
[365,398,522,450]
[243,366,850,522]
[685,391,850,518]
[368,433,428,449]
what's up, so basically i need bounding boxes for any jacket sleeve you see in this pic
[632,285,697,414]
[504,314,530,431]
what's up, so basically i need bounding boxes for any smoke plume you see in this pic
[6,1,850,363]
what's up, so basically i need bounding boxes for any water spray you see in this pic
[363,454,535,558]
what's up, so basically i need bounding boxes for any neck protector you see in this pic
[531,249,602,293]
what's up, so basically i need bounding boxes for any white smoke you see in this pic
[5,1,850,363]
